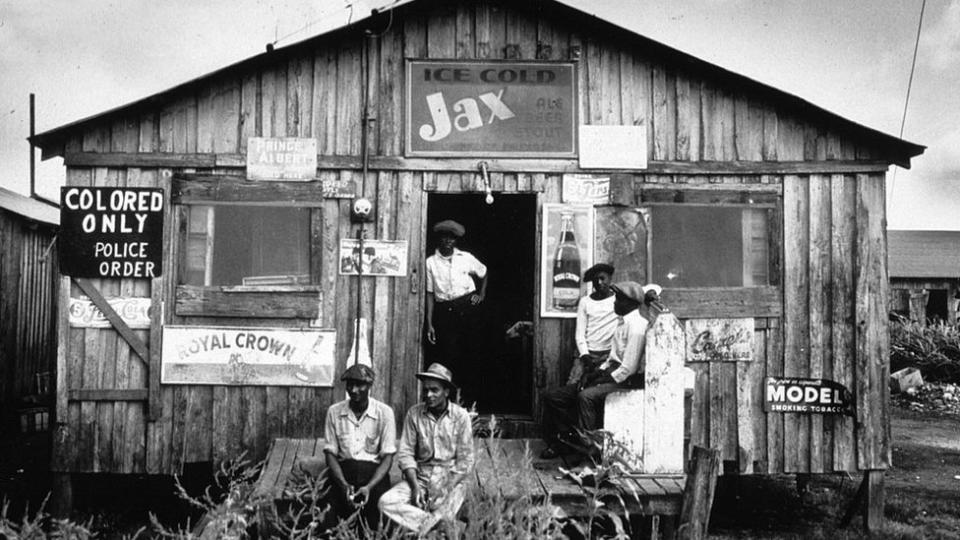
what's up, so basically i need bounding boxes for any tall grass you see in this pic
[890,316,960,383]
[0,420,643,538]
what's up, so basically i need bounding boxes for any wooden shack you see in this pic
[888,230,960,324]
[0,187,59,431]
[31,0,924,524]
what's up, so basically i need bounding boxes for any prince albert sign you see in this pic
[59,187,164,279]
[406,60,577,157]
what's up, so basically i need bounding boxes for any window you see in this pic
[184,205,311,287]
[649,204,775,288]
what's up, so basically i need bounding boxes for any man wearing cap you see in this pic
[540,281,660,458]
[567,263,619,386]
[424,219,488,401]
[323,364,397,530]
[379,363,475,534]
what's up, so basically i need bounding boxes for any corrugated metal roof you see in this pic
[888,230,960,279]
[0,187,59,226]
[30,0,924,164]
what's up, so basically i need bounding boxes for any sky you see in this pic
[0,0,955,230]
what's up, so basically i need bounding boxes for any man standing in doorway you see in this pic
[424,219,487,404]
[540,281,660,458]
[322,364,396,531]
[379,363,475,535]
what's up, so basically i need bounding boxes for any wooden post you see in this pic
[50,472,73,519]
[678,446,721,540]
[908,289,927,326]
[865,470,885,533]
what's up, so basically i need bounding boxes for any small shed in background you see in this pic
[0,187,59,432]
[888,230,960,325]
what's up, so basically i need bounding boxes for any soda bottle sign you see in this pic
[552,212,581,309]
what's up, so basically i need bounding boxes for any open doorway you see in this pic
[426,193,536,415]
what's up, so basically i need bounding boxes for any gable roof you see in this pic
[29,0,925,166]
[0,187,60,227]
[888,230,960,279]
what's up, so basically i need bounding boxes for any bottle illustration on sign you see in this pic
[552,212,581,309]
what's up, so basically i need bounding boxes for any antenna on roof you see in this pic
[29,93,36,200]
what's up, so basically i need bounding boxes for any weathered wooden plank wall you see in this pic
[0,211,58,408]
[50,0,894,475]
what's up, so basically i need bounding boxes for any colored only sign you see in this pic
[406,60,577,157]
[59,187,164,278]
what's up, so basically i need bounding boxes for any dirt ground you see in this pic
[709,406,960,539]
[2,404,959,538]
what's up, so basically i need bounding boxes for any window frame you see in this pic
[636,185,783,319]
[171,174,326,319]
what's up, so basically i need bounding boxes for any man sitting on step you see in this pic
[379,363,475,535]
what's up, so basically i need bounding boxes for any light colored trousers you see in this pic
[378,466,466,533]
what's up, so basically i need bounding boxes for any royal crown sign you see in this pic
[406,60,576,157]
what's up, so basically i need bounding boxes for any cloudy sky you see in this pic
[1,0,955,229]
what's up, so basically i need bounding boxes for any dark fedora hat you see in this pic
[584,263,614,282]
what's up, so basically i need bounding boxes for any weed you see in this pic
[890,316,960,384]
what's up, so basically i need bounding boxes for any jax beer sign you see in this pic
[59,187,164,278]
[764,377,854,415]
[406,60,576,157]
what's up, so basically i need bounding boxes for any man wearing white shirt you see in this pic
[424,220,487,403]
[568,263,619,386]
[323,364,396,531]
[540,281,659,458]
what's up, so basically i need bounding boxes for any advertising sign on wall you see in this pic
[161,326,336,386]
[562,174,610,205]
[764,377,854,415]
[406,60,577,157]
[59,187,164,278]
[338,239,409,276]
[246,137,317,181]
[69,296,152,329]
[541,204,594,318]
[684,318,754,362]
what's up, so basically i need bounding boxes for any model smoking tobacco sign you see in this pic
[59,187,164,278]
[406,60,576,157]
[764,377,854,416]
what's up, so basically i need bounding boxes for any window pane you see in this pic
[183,205,310,286]
[650,205,771,288]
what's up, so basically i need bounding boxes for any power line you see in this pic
[899,0,925,140]
[891,0,926,197]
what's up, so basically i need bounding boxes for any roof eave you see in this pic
[30,0,926,167]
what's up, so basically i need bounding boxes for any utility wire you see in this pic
[271,0,404,47]
[900,0,925,140]
[891,0,926,194]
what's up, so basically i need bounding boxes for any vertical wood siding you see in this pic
[0,212,58,408]
[52,0,893,475]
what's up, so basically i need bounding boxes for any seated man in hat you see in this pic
[567,263,619,386]
[322,363,397,531]
[379,363,475,534]
[424,219,487,402]
[540,281,660,459]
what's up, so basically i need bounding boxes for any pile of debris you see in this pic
[890,367,960,416]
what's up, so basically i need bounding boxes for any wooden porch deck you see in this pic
[253,437,686,519]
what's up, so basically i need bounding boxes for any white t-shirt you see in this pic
[575,294,618,356]
[425,248,487,301]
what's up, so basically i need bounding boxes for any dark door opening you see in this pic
[926,289,948,323]
[426,193,536,415]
